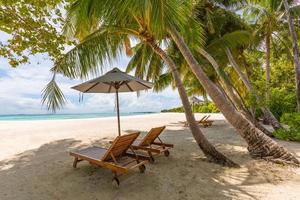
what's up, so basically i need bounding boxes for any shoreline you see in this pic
[0,112,158,122]
[0,112,224,123]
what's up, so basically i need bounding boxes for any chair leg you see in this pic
[112,173,120,187]
[148,152,155,163]
[73,157,79,168]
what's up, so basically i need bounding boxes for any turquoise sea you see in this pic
[0,112,155,121]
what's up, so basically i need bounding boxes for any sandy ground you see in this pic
[0,113,299,200]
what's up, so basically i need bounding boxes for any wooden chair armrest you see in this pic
[151,142,174,148]
[125,152,151,161]
[131,145,161,153]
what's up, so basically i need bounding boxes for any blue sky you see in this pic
[0,36,181,115]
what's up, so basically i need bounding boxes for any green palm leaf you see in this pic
[41,74,66,113]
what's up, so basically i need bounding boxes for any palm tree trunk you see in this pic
[169,30,299,164]
[198,48,246,111]
[283,0,300,112]
[225,48,253,91]
[265,35,271,104]
[149,41,238,167]
[200,48,273,136]
[225,48,283,131]
[215,81,235,108]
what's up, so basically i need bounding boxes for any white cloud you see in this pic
[0,54,181,115]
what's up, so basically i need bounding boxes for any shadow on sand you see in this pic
[0,124,297,200]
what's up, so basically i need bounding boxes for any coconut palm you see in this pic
[241,0,300,104]
[185,1,282,134]
[44,0,299,164]
[50,0,237,166]
[106,0,297,163]
[225,48,284,131]
[149,0,298,164]
[170,26,298,164]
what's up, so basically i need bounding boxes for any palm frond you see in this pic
[126,42,164,82]
[153,72,174,92]
[57,28,127,80]
[242,4,268,24]
[207,30,252,52]
[41,73,66,112]
[63,0,100,40]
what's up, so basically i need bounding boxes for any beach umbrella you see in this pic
[71,67,153,136]
[189,96,204,105]
[189,96,204,113]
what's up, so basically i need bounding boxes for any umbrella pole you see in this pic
[116,88,121,136]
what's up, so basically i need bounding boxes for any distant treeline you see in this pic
[161,102,219,113]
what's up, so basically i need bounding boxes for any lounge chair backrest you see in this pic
[102,132,140,161]
[139,126,166,146]
[198,116,207,123]
[204,115,211,121]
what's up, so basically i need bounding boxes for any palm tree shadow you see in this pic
[124,128,262,199]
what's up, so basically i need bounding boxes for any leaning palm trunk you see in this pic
[198,48,246,112]
[200,48,273,136]
[283,0,300,112]
[214,81,236,108]
[170,30,299,164]
[225,48,283,131]
[149,41,238,167]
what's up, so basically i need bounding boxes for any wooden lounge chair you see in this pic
[199,115,214,127]
[69,132,149,186]
[183,115,207,127]
[131,126,174,163]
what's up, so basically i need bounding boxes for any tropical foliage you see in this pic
[246,53,297,119]
[0,0,73,67]
[161,102,219,113]
[274,113,300,142]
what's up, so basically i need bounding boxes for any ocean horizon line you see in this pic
[0,112,158,121]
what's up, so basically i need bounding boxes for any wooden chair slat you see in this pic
[139,126,166,146]
[131,126,174,160]
[69,132,149,186]
[102,132,140,161]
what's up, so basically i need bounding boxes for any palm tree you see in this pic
[51,1,237,167]
[283,0,300,112]
[170,28,298,164]
[242,0,295,104]
[225,47,283,132]
[107,0,298,164]
[44,0,299,164]
[198,42,275,136]
[192,0,284,130]
[133,43,237,166]
[198,48,246,111]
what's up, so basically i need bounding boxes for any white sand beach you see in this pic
[0,113,299,200]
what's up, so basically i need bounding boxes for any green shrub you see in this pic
[161,102,219,113]
[280,113,300,128]
[268,88,297,119]
[161,107,184,112]
[198,104,210,113]
[207,103,219,113]
[273,113,300,142]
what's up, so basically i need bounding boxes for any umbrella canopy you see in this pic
[72,68,153,93]
[189,96,204,105]
[71,68,153,136]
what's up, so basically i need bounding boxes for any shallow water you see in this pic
[0,112,156,121]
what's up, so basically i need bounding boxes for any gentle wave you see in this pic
[0,112,156,121]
